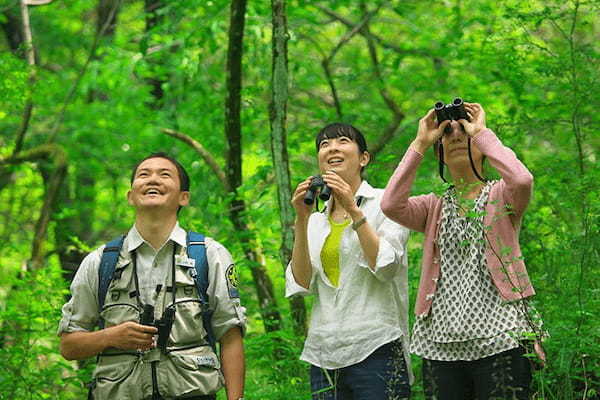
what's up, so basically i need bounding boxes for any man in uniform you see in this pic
[58,153,246,400]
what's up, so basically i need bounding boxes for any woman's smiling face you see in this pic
[317,135,367,180]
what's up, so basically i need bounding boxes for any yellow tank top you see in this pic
[321,215,351,287]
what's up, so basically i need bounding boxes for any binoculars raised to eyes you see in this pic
[140,303,175,352]
[303,175,332,205]
[434,97,470,132]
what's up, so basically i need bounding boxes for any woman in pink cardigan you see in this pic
[381,102,545,400]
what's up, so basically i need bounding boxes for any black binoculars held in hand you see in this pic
[140,303,175,353]
[434,97,470,132]
[304,175,332,205]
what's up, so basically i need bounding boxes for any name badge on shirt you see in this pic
[175,254,196,268]
[195,355,218,369]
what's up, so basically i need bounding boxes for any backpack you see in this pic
[97,231,216,350]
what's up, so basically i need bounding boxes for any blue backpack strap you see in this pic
[98,235,125,328]
[186,231,216,351]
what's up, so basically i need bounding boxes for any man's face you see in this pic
[127,157,189,213]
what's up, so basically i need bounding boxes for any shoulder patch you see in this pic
[225,263,239,298]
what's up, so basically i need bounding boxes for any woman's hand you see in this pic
[322,171,360,218]
[458,102,487,138]
[411,108,450,154]
[291,177,314,220]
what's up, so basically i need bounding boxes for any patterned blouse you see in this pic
[410,182,542,361]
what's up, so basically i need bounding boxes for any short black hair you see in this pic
[315,123,368,153]
[130,152,190,191]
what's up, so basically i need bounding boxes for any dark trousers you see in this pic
[310,340,411,400]
[423,347,532,400]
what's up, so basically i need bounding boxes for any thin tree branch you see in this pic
[370,120,417,157]
[14,103,33,155]
[47,0,121,143]
[319,6,382,119]
[31,161,66,270]
[0,144,64,166]
[321,59,343,119]
[323,5,381,65]
[0,144,68,271]
[300,6,381,119]
[23,0,53,5]
[296,87,335,108]
[19,0,35,66]
[160,128,230,192]
[13,0,42,155]
[316,4,431,58]
[296,32,345,116]
[359,3,405,157]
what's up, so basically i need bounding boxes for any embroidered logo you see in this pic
[226,263,239,298]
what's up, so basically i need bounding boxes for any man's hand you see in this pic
[458,102,487,138]
[107,321,157,351]
[60,321,157,360]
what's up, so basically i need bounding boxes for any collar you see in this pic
[126,221,187,252]
[354,180,377,200]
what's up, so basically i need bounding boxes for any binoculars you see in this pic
[140,304,175,352]
[303,175,332,205]
[434,97,470,132]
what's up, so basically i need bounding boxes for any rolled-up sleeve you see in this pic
[206,240,247,341]
[57,249,103,335]
[356,215,409,282]
[285,262,316,297]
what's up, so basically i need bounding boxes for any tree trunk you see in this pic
[270,0,307,336]
[55,170,97,285]
[225,0,282,332]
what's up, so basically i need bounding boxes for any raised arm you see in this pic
[381,109,448,232]
[472,129,533,220]
[458,103,533,221]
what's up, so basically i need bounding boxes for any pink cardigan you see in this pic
[381,129,536,317]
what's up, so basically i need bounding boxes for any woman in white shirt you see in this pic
[286,123,411,400]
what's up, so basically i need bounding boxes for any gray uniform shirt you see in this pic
[58,222,246,341]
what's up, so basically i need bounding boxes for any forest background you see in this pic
[0,0,598,399]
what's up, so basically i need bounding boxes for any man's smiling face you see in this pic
[128,157,189,213]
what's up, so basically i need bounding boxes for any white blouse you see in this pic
[286,180,410,370]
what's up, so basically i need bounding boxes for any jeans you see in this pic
[310,340,411,400]
[422,347,532,400]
